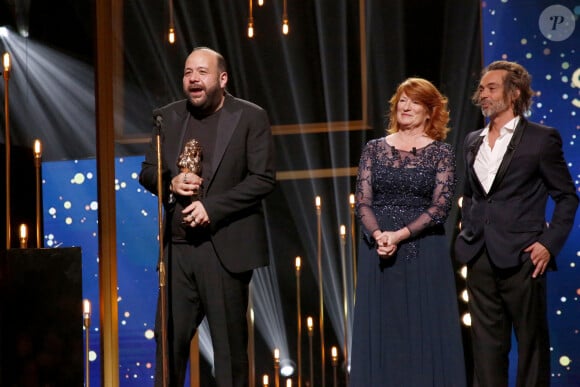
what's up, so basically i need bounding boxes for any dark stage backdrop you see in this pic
[4,0,579,385]
[480,0,580,385]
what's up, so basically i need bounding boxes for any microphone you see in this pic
[411,147,417,156]
[153,110,163,134]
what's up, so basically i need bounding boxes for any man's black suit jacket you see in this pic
[139,93,276,273]
[455,118,578,268]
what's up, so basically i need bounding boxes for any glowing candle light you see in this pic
[33,139,42,247]
[349,193,357,300]
[339,224,349,373]
[274,348,280,387]
[331,346,338,387]
[83,298,91,387]
[34,140,42,157]
[83,299,91,317]
[307,316,314,387]
[19,224,28,248]
[263,374,269,386]
[314,195,325,385]
[2,52,9,72]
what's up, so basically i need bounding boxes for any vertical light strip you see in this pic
[168,0,175,44]
[282,0,289,35]
[248,0,254,38]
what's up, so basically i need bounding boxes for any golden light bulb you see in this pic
[295,256,301,270]
[2,52,10,72]
[315,196,321,209]
[340,225,346,237]
[34,139,42,158]
[168,27,175,44]
[19,223,27,239]
[282,19,289,35]
[19,224,28,248]
[83,299,91,316]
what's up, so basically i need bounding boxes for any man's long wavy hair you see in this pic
[472,60,534,117]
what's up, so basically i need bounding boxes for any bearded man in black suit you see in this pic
[139,47,276,387]
[455,60,578,387]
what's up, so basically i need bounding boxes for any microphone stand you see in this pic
[155,114,169,387]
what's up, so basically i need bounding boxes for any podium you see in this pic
[0,247,83,386]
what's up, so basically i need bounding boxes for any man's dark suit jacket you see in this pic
[455,118,578,268]
[139,93,276,273]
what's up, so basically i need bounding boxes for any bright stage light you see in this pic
[461,313,472,327]
[0,26,9,38]
[280,359,296,377]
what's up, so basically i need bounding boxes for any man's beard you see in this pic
[481,97,509,118]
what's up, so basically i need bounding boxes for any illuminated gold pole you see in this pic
[349,194,357,300]
[168,0,175,43]
[306,317,314,387]
[34,140,42,247]
[315,196,325,387]
[295,257,302,387]
[282,0,289,35]
[339,225,349,382]
[331,346,338,387]
[83,299,92,387]
[248,288,255,387]
[274,348,280,387]
[247,0,254,38]
[3,52,11,249]
[19,224,27,248]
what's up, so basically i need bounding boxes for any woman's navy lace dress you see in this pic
[350,138,466,386]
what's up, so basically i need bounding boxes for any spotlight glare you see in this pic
[461,312,472,326]
[0,26,9,38]
[280,359,295,377]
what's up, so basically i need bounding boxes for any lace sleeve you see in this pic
[355,141,381,238]
[406,144,457,236]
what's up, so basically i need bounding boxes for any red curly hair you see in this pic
[386,77,450,141]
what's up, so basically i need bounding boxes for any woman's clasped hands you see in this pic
[373,228,411,259]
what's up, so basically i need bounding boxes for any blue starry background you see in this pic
[42,156,158,385]
[482,0,579,384]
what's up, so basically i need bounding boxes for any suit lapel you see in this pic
[206,94,241,192]
[487,118,526,195]
[467,133,486,195]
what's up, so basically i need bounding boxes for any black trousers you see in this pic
[155,242,252,387]
[466,250,550,387]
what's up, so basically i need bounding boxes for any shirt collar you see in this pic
[479,116,521,137]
